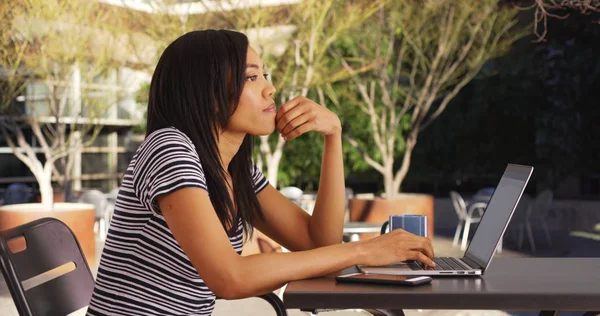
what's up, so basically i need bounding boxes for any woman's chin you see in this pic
[251,127,276,136]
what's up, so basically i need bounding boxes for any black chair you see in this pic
[0,217,288,316]
[0,217,94,316]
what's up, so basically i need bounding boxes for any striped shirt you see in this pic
[86,127,268,316]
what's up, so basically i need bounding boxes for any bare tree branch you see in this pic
[513,0,599,41]
[344,135,385,174]
[331,0,524,197]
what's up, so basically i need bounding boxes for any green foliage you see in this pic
[241,0,385,187]
[131,82,149,134]
[278,130,323,190]
[0,1,28,113]
[326,0,526,196]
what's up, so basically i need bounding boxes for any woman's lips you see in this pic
[263,104,276,112]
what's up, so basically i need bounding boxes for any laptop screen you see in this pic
[464,164,533,270]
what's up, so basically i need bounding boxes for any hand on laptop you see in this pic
[357,229,435,268]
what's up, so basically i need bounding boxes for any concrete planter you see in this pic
[0,203,96,263]
[34,191,65,203]
[349,193,435,240]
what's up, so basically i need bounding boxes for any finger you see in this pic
[283,121,315,140]
[388,228,407,235]
[403,250,421,262]
[280,113,311,136]
[408,238,434,260]
[391,229,433,259]
[417,237,435,260]
[423,237,434,259]
[426,238,435,259]
[276,96,304,122]
[276,104,309,133]
[416,252,436,268]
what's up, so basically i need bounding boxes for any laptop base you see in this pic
[358,263,482,276]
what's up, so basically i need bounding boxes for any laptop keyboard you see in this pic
[409,257,467,271]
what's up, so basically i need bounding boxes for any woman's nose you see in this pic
[264,82,276,98]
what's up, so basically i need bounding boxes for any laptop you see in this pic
[359,163,534,276]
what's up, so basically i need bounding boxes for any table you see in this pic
[283,258,600,316]
[343,222,382,241]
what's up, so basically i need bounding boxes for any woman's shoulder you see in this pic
[141,127,196,152]
[131,127,199,167]
[145,126,193,144]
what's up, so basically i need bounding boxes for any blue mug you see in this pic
[380,214,428,237]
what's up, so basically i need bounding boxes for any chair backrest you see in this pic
[0,218,94,316]
[345,187,354,199]
[510,193,531,224]
[449,191,467,220]
[79,189,108,218]
[3,183,33,205]
[108,187,120,198]
[473,187,495,203]
[531,189,553,218]
[279,186,304,200]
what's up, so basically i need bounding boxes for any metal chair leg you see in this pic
[496,235,503,253]
[542,220,552,246]
[453,221,463,247]
[461,218,471,250]
[99,218,107,241]
[517,223,525,249]
[526,221,536,252]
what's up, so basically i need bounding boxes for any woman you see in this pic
[86,29,434,316]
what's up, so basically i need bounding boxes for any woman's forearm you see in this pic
[230,240,361,299]
[309,129,346,247]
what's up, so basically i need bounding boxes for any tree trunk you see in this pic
[393,136,417,196]
[266,143,284,187]
[266,157,280,187]
[36,162,55,210]
[383,164,394,198]
[260,134,286,188]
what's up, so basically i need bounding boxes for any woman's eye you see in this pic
[263,73,269,79]
[246,75,258,82]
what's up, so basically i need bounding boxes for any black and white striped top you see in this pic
[86,127,268,316]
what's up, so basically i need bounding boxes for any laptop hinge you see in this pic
[461,256,483,270]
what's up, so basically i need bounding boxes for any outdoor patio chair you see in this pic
[280,186,308,210]
[0,217,94,316]
[472,187,495,203]
[515,189,553,251]
[79,189,110,240]
[343,187,354,221]
[104,187,120,224]
[449,191,487,250]
[0,218,288,316]
[507,193,530,244]
[279,186,304,201]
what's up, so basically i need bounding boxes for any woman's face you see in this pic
[226,46,276,136]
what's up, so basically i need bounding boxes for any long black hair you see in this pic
[146,29,263,239]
